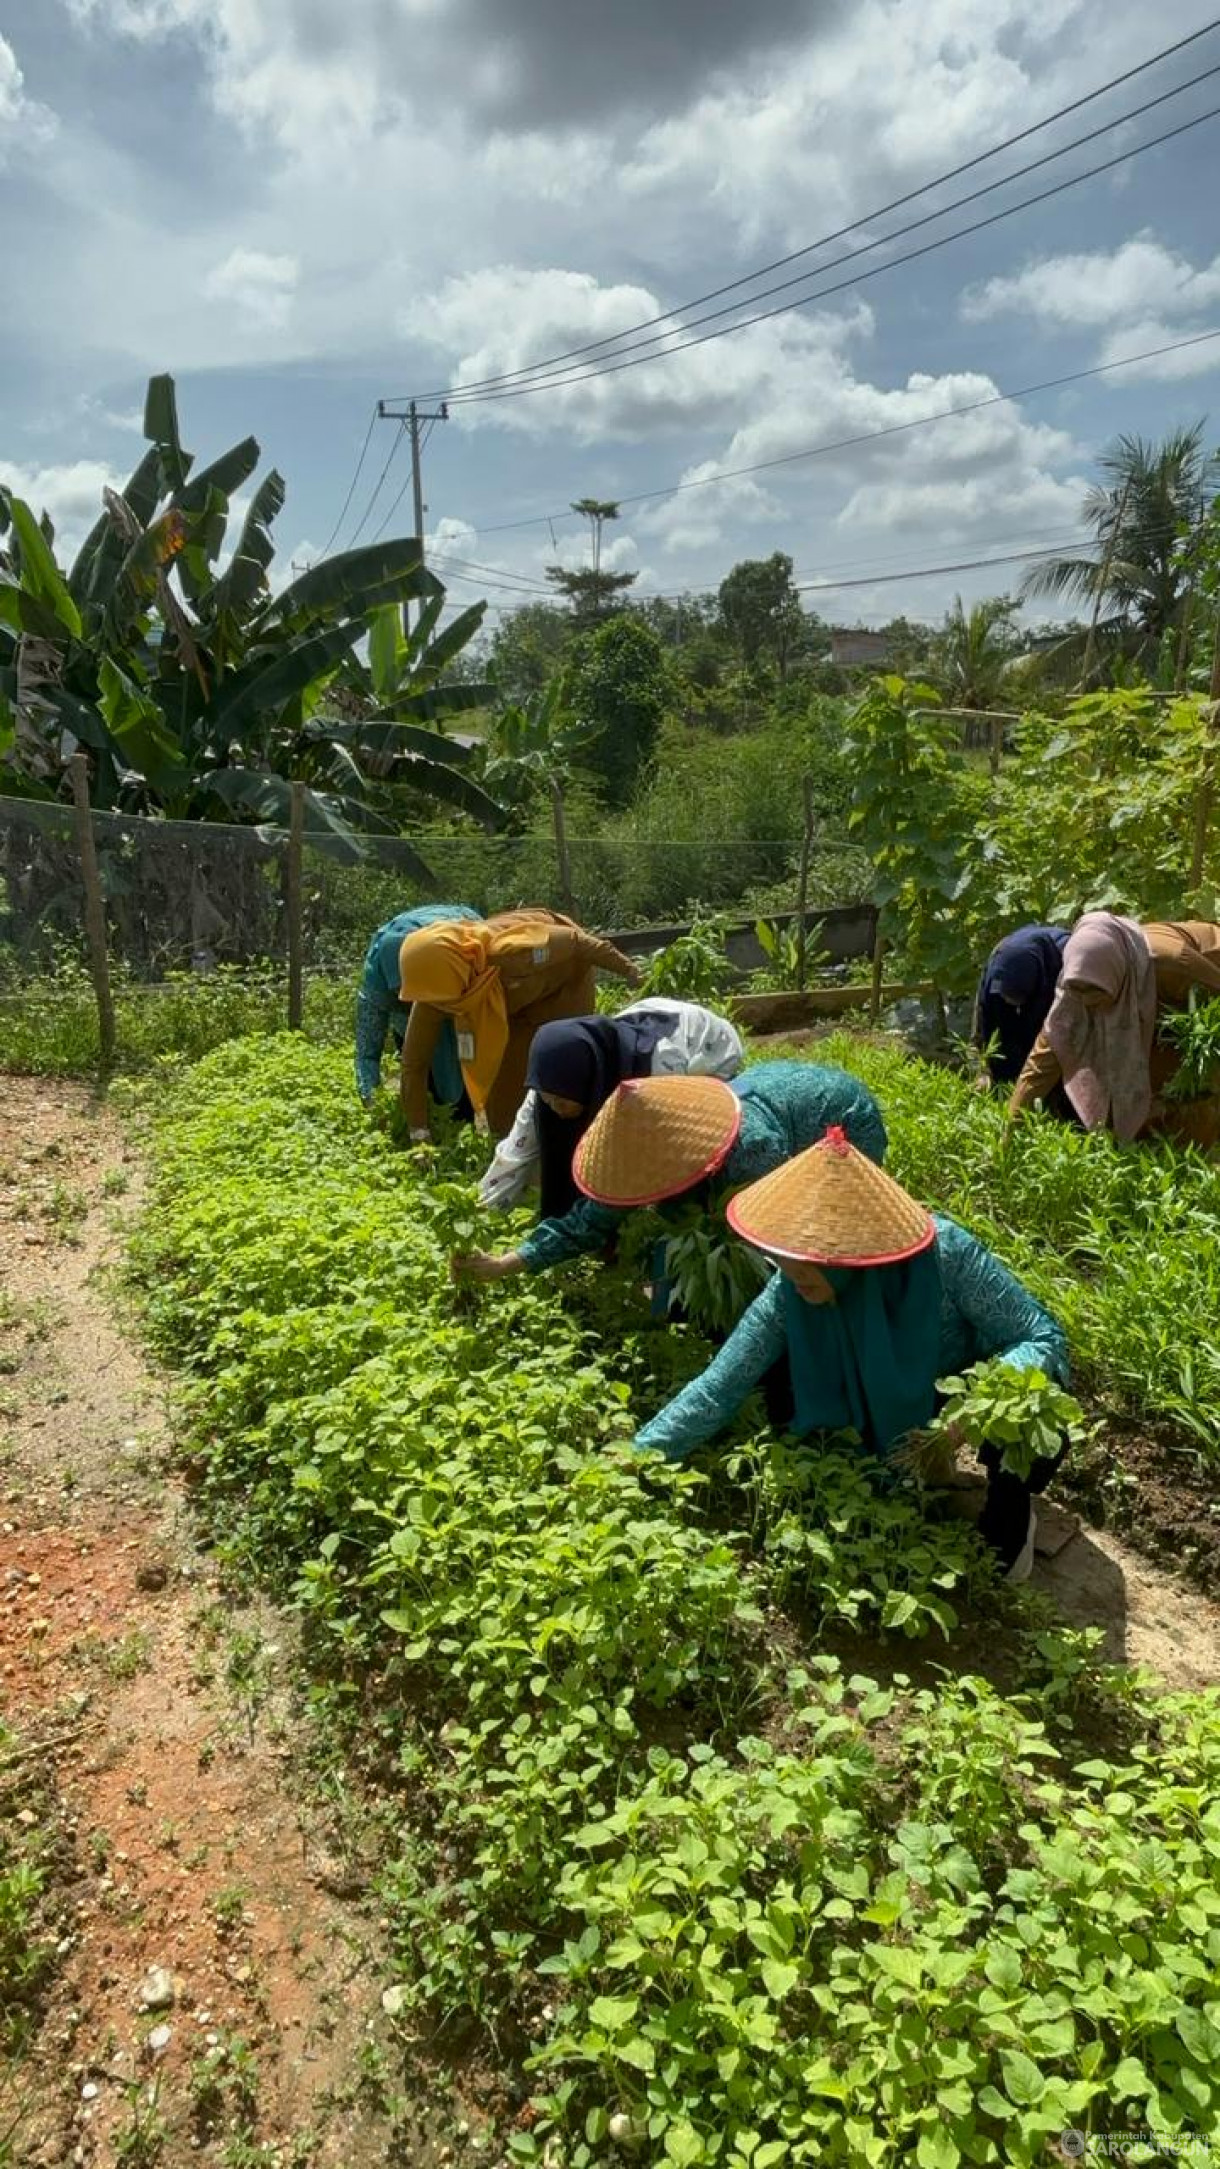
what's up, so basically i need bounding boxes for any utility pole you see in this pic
[377,396,448,634]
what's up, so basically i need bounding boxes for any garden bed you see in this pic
[114,1032,1220,2168]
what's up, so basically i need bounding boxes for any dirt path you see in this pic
[0,1080,412,2169]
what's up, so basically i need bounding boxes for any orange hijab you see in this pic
[398,918,508,1108]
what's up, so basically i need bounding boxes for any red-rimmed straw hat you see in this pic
[573,1074,742,1208]
[726,1124,935,1266]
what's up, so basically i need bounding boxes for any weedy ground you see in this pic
[80,1031,1220,2169]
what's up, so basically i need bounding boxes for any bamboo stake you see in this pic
[69,752,116,1071]
[286,780,304,1029]
[795,772,815,991]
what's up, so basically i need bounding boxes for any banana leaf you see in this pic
[271,539,440,623]
[69,447,164,613]
[209,471,286,626]
[210,622,361,738]
[1,496,82,639]
[144,373,191,494]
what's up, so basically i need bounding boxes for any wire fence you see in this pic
[0,790,870,993]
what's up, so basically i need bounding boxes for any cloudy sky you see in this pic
[2,0,1219,629]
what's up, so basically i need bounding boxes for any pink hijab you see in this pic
[1044,913,1156,1139]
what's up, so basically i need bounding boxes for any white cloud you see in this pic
[0,33,56,162]
[1094,318,1220,383]
[638,357,1083,560]
[12,0,1211,624]
[0,458,121,561]
[621,0,1098,246]
[426,516,480,556]
[205,247,299,330]
[415,266,876,445]
[963,235,1220,330]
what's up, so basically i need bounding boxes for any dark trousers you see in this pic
[976,1440,1066,1568]
[392,1030,474,1125]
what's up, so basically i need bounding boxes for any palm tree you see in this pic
[931,595,1021,709]
[1020,425,1218,679]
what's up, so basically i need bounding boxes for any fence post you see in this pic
[1190,623,1220,895]
[69,751,116,1071]
[286,780,305,1029]
[550,776,574,916]
[989,714,1004,779]
[795,772,815,991]
[869,930,886,1024]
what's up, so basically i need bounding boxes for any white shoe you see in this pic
[1004,1506,1037,1585]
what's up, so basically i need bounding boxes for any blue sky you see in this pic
[2,0,1219,630]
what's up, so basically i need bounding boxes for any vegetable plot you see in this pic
[135,1038,1220,2167]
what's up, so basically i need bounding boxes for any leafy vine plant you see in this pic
[840,675,1220,1006]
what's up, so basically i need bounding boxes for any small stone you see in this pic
[381,1984,408,2017]
[136,1559,169,1592]
[146,2024,172,2056]
[609,2113,643,2147]
[137,1965,175,2011]
[81,2082,99,2101]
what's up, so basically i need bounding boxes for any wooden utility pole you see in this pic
[376,396,449,633]
[69,752,116,1070]
[286,780,305,1029]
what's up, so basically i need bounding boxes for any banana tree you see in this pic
[1,373,504,848]
[481,673,601,909]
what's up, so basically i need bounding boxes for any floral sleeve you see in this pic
[935,1217,1069,1383]
[633,1278,789,1461]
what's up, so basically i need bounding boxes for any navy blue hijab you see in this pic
[527,1010,678,1217]
[976,926,1070,1083]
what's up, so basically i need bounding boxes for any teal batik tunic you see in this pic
[518,1060,887,1272]
[634,1214,1068,1462]
[354,904,480,1104]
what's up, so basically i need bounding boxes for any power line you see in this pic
[429,552,555,596]
[315,405,378,557]
[432,512,1199,615]
[440,96,1220,407]
[461,326,1220,538]
[370,463,417,545]
[430,508,1194,603]
[347,419,407,548]
[399,20,1220,404]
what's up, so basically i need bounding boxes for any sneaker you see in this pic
[1004,1506,1037,1585]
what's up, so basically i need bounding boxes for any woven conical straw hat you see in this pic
[727,1125,934,1265]
[574,1074,742,1207]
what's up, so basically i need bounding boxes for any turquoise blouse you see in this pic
[518,1061,888,1272]
[354,904,480,1104]
[633,1214,1069,1462]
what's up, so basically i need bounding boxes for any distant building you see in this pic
[829,627,893,668]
